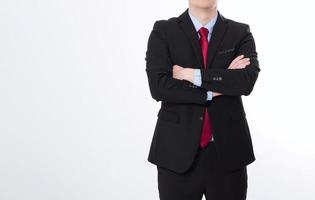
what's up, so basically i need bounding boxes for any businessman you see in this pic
[145,0,260,199]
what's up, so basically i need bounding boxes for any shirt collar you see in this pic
[188,8,218,35]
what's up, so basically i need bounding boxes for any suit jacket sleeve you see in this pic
[145,20,208,104]
[199,25,261,96]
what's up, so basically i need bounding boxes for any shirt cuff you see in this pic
[206,91,213,101]
[193,69,202,87]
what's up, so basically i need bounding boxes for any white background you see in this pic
[1,0,315,199]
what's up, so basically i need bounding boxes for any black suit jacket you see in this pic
[145,8,260,173]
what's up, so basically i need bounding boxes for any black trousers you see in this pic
[157,141,248,200]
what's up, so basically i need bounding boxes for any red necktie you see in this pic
[198,27,213,148]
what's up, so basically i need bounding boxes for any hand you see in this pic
[228,55,250,69]
[212,55,250,97]
[172,65,194,83]
[212,92,222,97]
[173,55,249,98]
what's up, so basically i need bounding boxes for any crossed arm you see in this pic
[145,21,260,105]
[173,54,252,98]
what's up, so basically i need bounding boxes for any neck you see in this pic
[188,5,217,25]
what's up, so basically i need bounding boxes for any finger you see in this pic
[233,58,250,67]
[230,61,250,69]
[229,59,247,69]
[229,55,243,68]
[235,57,250,64]
[244,61,251,67]
[236,61,250,69]
[229,55,244,67]
[229,55,244,68]
[228,65,238,69]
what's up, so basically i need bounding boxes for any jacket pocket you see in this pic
[157,109,180,124]
[216,48,235,57]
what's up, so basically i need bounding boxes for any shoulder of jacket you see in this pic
[225,17,250,31]
[152,17,178,30]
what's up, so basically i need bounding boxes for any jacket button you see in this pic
[199,116,203,120]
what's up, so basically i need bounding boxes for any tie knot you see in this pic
[198,27,209,38]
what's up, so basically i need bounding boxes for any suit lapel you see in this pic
[178,8,203,68]
[206,11,228,69]
[177,9,228,69]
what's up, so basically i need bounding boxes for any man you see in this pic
[145,0,260,199]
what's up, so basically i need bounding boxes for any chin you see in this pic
[189,0,218,9]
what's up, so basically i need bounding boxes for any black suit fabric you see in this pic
[157,143,248,200]
[145,8,260,174]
